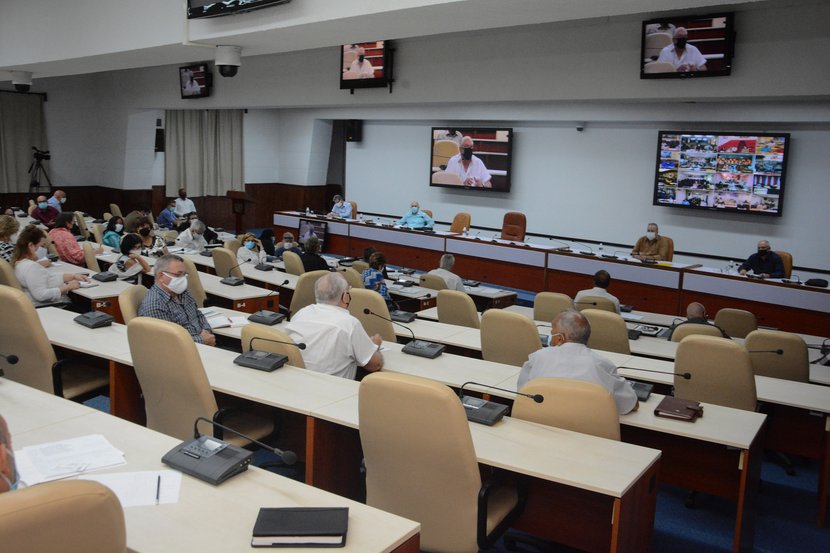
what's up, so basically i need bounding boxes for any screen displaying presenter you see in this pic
[656,27,707,73]
[345,47,375,79]
[445,136,492,188]
[396,201,434,229]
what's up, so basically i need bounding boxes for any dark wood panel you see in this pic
[348,237,442,272]
[454,254,545,292]
[547,269,683,315]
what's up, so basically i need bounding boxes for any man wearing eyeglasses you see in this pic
[137,255,215,346]
[285,272,383,379]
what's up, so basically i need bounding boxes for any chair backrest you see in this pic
[575,295,616,313]
[337,266,364,289]
[342,50,357,68]
[480,309,540,367]
[350,200,358,219]
[212,247,241,279]
[348,288,396,342]
[745,329,809,382]
[0,259,23,290]
[0,480,126,553]
[82,241,101,272]
[664,237,675,261]
[437,290,479,329]
[514,378,620,441]
[102,212,112,221]
[127,317,219,440]
[73,211,90,240]
[289,270,329,316]
[431,171,463,186]
[161,229,179,242]
[533,292,573,322]
[449,212,471,234]
[223,238,242,255]
[670,323,725,342]
[500,211,526,241]
[582,309,630,354]
[179,256,207,308]
[359,372,482,553]
[419,274,448,291]
[109,203,123,217]
[422,209,433,219]
[674,335,757,411]
[118,284,148,324]
[714,308,757,339]
[351,260,369,275]
[432,139,460,168]
[241,324,305,368]
[90,222,105,244]
[0,285,58,393]
[282,250,304,276]
[642,61,676,74]
[775,250,793,279]
[643,32,673,58]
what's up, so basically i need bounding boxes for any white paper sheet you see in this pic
[80,470,182,507]
[15,434,126,485]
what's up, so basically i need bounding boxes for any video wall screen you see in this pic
[654,131,789,217]
[429,128,512,193]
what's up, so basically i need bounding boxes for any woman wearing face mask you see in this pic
[110,233,151,282]
[0,215,20,262]
[102,216,125,249]
[12,226,89,306]
[396,201,434,229]
[236,233,267,264]
[48,212,103,266]
[137,217,168,256]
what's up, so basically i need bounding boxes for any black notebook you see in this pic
[252,507,348,548]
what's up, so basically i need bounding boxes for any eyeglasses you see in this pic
[163,271,187,279]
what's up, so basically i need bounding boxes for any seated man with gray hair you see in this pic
[427,253,465,291]
[175,219,207,251]
[285,272,383,379]
[517,310,638,414]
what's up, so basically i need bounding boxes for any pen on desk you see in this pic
[155,474,161,505]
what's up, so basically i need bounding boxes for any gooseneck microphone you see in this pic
[220,259,249,286]
[459,381,544,403]
[618,366,692,380]
[1,353,19,364]
[249,336,306,351]
[748,349,784,355]
[364,308,414,340]
[573,301,597,307]
[363,308,445,358]
[569,240,595,256]
[194,416,297,465]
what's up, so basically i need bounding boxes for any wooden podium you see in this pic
[226,190,254,234]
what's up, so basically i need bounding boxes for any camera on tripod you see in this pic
[32,147,51,161]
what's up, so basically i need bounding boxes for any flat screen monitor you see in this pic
[653,131,789,217]
[640,13,734,78]
[429,128,513,193]
[187,0,291,19]
[340,41,391,90]
[179,64,212,99]
[298,219,327,250]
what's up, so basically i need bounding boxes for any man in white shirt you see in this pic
[574,270,621,314]
[286,272,383,379]
[444,136,492,187]
[174,188,197,218]
[427,254,465,292]
[656,27,707,72]
[175,220,207,251]
[346,47,375,79]
[517,310,638,414]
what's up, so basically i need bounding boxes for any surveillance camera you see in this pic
[11,71,32,92]
[576,122,586,132]
[215,46,242,78]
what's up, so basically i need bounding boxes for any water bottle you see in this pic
[306,206,310,215]
[462,226,468,237]
[598,243,605,255]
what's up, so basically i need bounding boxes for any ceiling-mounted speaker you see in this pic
[345,120,362,142]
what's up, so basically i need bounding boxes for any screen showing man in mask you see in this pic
[656,27,708,72]
[444,136,493,188]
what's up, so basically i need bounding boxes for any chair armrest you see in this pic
[476,470,528,549]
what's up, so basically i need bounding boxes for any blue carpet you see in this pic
[83,395,110,413]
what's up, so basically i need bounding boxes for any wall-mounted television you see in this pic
[429,128,513,193]
[187,0,291,19]
[179,64,212,99]
[653,131,789,217]
[298,218,327,250]
[339,41,392,90]
[641,12,734,78]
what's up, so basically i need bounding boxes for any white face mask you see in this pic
[165,273,188,295]
[114,224,123,232]
[646,231,656,241]
[59,197,66,204]
[35,246,47,259]
[283,241,293,248]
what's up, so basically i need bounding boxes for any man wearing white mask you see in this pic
[327,195,353,218]
[396,201,434,229]
[47,189,67,213]
[137,254,215,346]
[631,222,672,261]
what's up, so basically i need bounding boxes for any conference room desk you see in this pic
[199,272,275,313]
[1,379,421,553]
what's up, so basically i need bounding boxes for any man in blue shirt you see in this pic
[396,201,434,229]
[328,195,353,218]
[156,199,178,229]
[47,190,66,213]
[738,240,785,279]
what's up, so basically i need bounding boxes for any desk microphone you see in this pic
[362,308,445,358]
[234,335,305,371]
[220,259,249,286]
[1,353,20,364]
[574,301,597,307]
[459,381,544,403]
[193,416,296,464]
[748,349,784,355]
[569,240,595,256]
[547,237,572,252]
[618,366,691,380]
[781,274,802,285]
[249,336,306,351]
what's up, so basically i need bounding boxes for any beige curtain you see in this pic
[164,109,243,197]
[0,92,47,193]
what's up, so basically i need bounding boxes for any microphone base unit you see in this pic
[390,310,416,323]
[233,350,289,372]
[199,250,213,257]
[600,254,618,259]
[248,310,285,326]
[460,395,509,426]
[162,435,253,486]
[92,272,118,282]
[462,280,480,287]
[220,276,245,286]
[254,263,274,272]
[73,311,115,329]
[402,340,445,359]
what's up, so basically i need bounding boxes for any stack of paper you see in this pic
[15,434,126,486]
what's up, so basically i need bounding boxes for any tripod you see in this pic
[28,155,52,192]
